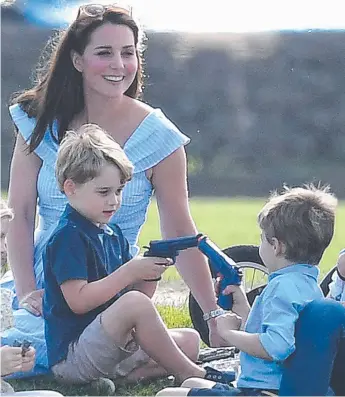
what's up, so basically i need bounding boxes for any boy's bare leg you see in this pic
[156,379,217,396]
[182,378,217,388]
[156,388,190,396]
[126,328,200,383]
[101,291,206,383]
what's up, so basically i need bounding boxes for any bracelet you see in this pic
[203,309,225,322]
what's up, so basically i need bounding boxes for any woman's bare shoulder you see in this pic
[127,97,154,117]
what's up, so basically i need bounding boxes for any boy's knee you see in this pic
[116,290,154,314]
[185,328,201,349]
[120,290,151,304]
[174,328,200,361]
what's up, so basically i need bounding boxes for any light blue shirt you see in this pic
[237,264,324,390]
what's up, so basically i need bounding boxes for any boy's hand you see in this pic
[21,346,36,372]
[0,345,23,376]
[216,280,251,322]
[216,312,242,340]
[126,255,173,283]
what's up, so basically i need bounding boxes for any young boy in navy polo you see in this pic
[43,124,227,387]
[157,184,340,396]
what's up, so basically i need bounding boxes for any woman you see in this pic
[3,4,222,374]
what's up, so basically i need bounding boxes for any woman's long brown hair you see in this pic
[11,9,145,153]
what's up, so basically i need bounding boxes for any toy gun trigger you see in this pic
[168,257,176,265]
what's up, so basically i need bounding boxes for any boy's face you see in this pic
[259,231,288,272]
[259,232,279,273]
[64,164,125,225]
[1,216,10,268]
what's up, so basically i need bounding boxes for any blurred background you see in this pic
[1,0,345,198]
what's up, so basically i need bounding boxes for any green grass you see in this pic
[5,197,345,395]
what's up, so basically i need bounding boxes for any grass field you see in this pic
[5,197,345,395]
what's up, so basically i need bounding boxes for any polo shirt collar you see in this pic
[268,263,319,282]
[63,204,116,236]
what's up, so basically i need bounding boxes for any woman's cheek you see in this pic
[87,58,110,73]
[125,60,138,75]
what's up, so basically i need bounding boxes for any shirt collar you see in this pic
[268,263,319,282]
[62,204,116,237]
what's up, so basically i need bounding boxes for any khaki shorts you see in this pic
[52,313,150,383]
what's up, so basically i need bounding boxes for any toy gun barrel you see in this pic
[197,235,242,310]
[144,234,201,262]
[143,234,202,281]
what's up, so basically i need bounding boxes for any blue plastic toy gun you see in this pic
[143,234,202,281]
[197,235,243,310]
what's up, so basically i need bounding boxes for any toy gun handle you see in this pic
[217,276,233,310]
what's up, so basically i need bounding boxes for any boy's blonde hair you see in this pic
[258,184,337,265]
[56,124,134,192]
[0,198,14,221]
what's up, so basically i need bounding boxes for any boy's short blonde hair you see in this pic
[0,198,14,221]
[258,184,337,265]
[56,124,134,192]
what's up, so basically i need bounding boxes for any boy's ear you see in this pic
[71,50,83,73]
[271,237,286,257]
[63,179,77,197]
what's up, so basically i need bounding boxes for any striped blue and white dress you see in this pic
[1,103,190,375]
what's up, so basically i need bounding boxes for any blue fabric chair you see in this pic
[279,299,345,396]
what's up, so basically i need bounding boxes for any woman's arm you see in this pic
[7,135,42,305]
[152,147,223,346]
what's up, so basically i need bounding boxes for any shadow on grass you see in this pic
[8,376,173,396]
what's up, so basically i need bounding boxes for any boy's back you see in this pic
[43,204,132,367]
[230,184,337,391]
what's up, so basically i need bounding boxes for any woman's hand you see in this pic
[0,346,23,376]
[19,289,44,316]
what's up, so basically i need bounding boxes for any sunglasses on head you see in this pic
[77,3,132,19]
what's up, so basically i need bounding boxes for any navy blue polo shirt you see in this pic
[43,204,132,367]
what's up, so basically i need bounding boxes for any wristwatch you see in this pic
[203,308,225,322]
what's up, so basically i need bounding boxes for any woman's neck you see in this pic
[83,89,128,125]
